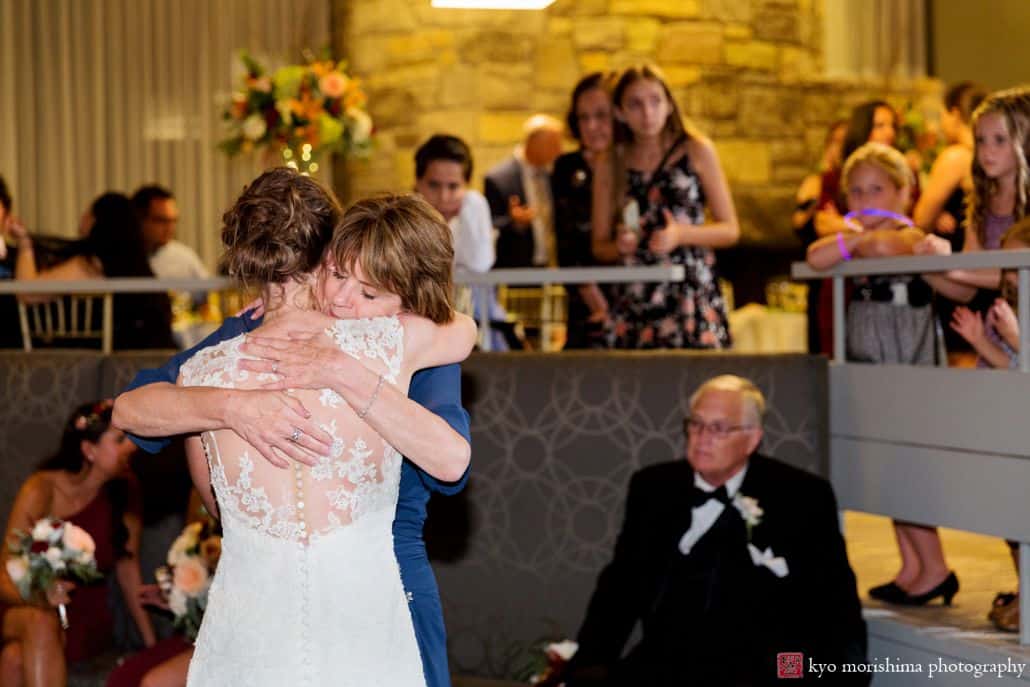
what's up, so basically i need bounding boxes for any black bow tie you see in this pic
[690,484,732,509]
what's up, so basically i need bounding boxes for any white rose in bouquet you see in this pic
[44,547,66,572]
[5,556,28,584]
[31,519,55,543]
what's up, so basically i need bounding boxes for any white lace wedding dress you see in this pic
[180,316,426,687]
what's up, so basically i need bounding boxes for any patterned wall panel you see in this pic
[0,352,106,512]
[438,352,827,678]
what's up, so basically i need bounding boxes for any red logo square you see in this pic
[777,652,804,679]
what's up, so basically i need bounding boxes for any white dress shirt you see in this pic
[678,465,749,556]
[149,239,210,280]
[449,190,495,273]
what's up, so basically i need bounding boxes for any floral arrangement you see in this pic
[6,518,101,628]
[219,51,373,168]
[516,639,578,685]
[155,520,221,640]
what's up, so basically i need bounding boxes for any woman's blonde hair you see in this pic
[841,142,913,193]
[968,87,1030,246]
[329,194,454,324]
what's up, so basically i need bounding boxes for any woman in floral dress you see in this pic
[591,64,740,349]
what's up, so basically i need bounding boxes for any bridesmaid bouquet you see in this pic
[6,517,102,629]
[155,520,221,640]
[517,639,578,685]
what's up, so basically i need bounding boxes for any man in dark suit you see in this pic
[484,114,563,268]
[561,375,869,686]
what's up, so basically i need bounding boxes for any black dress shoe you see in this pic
[869,581,907,603]
[899,572,959,606]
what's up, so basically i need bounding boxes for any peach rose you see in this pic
[173,557,209,597]
[62,524,96,557]
[319,72,348,99]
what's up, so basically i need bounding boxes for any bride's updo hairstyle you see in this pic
[329,193,455,323]
[220,167,341,289]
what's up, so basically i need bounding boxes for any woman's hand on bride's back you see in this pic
[224,388,333,468]
[238,333,342,393]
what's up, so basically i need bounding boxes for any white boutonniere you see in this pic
[732,493,763,540]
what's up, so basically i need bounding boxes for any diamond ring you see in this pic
[272,361,279,375]
[289,427,302,443]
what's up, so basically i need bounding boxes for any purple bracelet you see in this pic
[843,208,914,227]
[836,232,853,261]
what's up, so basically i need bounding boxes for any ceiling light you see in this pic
[431,0,555,9]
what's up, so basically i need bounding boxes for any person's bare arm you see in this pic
[115,510,157,647]
[238,313,472,483]
[402,312,477,371]
[659,137,740,251]
[853,227,925,258]
[113,383,330,469]
[806,231,864,271]
[913,234,977,303]
[913,147,969,230]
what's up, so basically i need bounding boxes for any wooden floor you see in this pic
[845,511,1030,659]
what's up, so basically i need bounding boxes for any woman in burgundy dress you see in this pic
[0,400,155,687]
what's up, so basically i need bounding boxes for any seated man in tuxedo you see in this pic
[562,375,869,686]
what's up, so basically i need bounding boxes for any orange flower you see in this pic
[173,558,209,597]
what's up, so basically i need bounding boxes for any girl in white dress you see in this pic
[177,176,476,687]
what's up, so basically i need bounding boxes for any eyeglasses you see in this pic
[683,417,755,439]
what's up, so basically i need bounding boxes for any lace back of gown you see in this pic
[179,315,426,687]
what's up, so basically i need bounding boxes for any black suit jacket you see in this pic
[568,455,869,686]
[484,156,535,268]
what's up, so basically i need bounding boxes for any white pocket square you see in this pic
[747,543,789,578]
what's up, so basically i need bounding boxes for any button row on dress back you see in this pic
[294,462,308,543]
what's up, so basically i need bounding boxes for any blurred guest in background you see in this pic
[793,120,846,353]
[0,401,155,687]
[591,63,738,349]
[912,82,988,364]
[551,72,613,349]
[9,192,175,349]
[485,114,564,268]
[415,133,510,349]
[131,186,209,281]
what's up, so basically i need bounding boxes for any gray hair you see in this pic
[688,375,766,426]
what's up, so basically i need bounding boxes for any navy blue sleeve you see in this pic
[407,363,471,495]
[123,314,258,454]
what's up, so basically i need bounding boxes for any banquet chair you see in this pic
[17,293,113,353]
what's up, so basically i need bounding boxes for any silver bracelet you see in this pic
[357,374,384,420]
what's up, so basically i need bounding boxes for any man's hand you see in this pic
[239,335,344,392]
[509,196,536,228]
[224,389,331,468]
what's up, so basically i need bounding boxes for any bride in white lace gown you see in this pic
[176,186,475,686]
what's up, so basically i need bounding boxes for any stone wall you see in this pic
[333,0,939,247]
